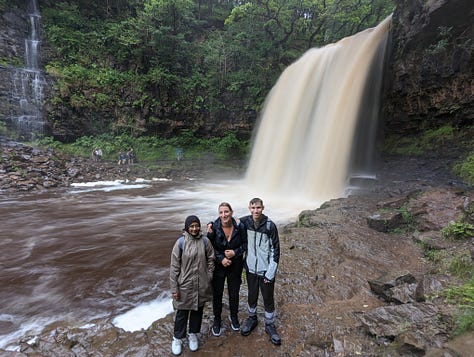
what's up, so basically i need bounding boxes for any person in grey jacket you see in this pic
[170,215,215,355]
[240,198,281,345]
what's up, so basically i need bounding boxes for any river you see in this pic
[0,173,325,351]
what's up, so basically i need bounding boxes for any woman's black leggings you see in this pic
[212,259,243,319]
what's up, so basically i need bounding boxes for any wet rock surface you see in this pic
[1,140,473,356]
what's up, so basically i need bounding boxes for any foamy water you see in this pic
[112,294,174,332]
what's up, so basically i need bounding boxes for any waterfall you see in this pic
[10,0,46,139]
[244,16,391,205]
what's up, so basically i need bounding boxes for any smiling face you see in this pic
[219,203,233,226]
[249,200,264,222]
[187,222,200,236]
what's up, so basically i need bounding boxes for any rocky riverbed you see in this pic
[1,138,473,356]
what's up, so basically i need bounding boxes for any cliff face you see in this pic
[0,3,27,122]
[382,0,474,135]
[0,0,53,140]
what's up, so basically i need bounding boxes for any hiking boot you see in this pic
[265,323,281,345]
[240,315,258,336]
[229,315,240,331]
[212,319,222,337]
[171,336,182,355]
[188,333,199,352]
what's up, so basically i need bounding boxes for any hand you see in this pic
[172,292,180,300]
[224,249,235,259]
[207,223,213,234]
[264,278,272,284]
[222,257,232,267]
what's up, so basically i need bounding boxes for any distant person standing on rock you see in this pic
[170,215,215,355]
[118,152,127,165]
[240,197,281,345]
[176,148,183,161]
[92,148,101,161]
[206,202,247,336]
[96,148,103,161]
[127,148,136,165]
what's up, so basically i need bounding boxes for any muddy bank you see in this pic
[1,141,473,356]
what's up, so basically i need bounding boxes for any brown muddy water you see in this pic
[0,174,327,351]
[0,179,212,349]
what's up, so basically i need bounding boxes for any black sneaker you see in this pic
[265,323,281,345]
[212,319,222,337]
[240,316,258,336]
[229,315,240,331]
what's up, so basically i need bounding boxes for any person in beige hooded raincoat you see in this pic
[170,215,215,355]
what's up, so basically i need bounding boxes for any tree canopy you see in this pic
[38,0,394,140]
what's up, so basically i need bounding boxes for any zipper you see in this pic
[253,230,258,273]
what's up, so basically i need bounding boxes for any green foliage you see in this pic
[35,133,249,163]
[424,248,443,264]
[399,205,414,226]
[38,0,395,139]
[0,56,23,67]
[448,253,474,279]
[384,124,455,155]
[34,136,62,150]
[441,221,474,241]
[454,151,474,187]
[444,275,474,335]
[388,209,416,234]
[426,26,453,55]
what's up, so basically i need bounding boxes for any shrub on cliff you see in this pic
[454,151,474,187]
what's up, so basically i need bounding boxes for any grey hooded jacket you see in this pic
[240,214,280,281]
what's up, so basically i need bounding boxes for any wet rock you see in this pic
[368,271,417,303]
[367,209,403,232]
[354,303,452,354]
[412,230,450,250]
[426,331,474,357]
[406,189,465,231]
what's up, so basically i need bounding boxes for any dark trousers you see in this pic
[173,306,204,339]
[246,271,275,314]
[212,259,243,320]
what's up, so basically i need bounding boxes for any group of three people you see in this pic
[169,197,281,355]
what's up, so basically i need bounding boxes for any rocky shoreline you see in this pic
[1,139,474,356]
[0,137,208,192]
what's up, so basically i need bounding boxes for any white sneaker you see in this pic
[188,333,199,352]
[171,336,182,355]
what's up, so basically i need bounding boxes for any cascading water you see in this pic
[244,16,391,206]
[10,0,46,139]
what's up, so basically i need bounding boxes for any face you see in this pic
[187,222,200,236]
[219,205,233,224]
[249,201,264,221]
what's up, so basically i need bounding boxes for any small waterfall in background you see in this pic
[10,0,46,140]
[244,16,391,205]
